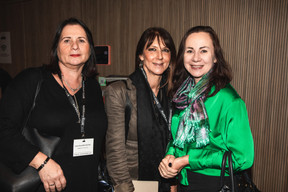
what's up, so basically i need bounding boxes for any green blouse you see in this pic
[166,84,254,185]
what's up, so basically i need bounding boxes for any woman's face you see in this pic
[139,37,171,78]
[57,24,90,68]
[183,32,216,84]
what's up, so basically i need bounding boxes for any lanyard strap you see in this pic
[60,75,86,138]
[140,68,169,125]
[168,105,172,140]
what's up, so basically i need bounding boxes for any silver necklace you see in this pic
[62,75,82,92]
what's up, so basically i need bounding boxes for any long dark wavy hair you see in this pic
[135,27,177,92]
[46,17,98,78]
[171,26,232,98]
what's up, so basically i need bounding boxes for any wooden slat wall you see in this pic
[0,0,287,191]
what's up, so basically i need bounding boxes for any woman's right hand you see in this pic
[29,152,66,192]
[158,155,178,179]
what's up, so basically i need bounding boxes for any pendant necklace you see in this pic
[62,75,82,92]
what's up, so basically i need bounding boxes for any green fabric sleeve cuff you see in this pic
[188,149,223,170]
[165,140,175,155]
[188,149,203,170]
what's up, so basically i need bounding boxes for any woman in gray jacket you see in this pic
[104,27,176,192]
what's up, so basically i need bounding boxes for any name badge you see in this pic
[73,138,94,157]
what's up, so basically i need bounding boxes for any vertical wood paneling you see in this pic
[0,0,287,191]
[0,0,28,77]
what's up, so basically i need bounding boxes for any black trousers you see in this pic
[178,170,232,192]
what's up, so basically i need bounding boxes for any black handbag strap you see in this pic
[22,70,43,132]
[220,151,235,192]
[228,152,235,192]
[220,151,229,186]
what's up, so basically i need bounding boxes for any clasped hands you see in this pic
[158,155,189,179]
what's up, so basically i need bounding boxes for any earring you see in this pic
[139,60,144,68]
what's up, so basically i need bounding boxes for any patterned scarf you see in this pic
[172,72,211,149]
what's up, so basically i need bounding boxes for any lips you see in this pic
[191,65,203,69]
[70,54,81,57]
[153,62,164,65]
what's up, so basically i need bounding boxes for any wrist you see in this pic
[181,155,189,166]
[37,156,50,172]
[29,152,48,169]
[176,155,189,168]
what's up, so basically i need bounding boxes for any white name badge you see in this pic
[73,138,94,157]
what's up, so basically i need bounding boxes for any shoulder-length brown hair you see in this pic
[171,26,232,97]
[135,27,176,92]
[46,17,98,78]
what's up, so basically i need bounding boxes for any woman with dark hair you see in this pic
[105,27,176,192]
[0,18,107,191]
[158,26,254,191]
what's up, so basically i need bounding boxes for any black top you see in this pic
[0,67,107,191]
[0,67,12,95]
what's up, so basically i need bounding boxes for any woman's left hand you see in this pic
[39,158,66,192]
[172,155,190,173]
[29,152,66,192]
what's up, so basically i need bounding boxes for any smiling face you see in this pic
[184,32,217,84]
[139,37,171,78]
[57,24,90,68]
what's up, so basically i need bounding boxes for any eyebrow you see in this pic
[186,46,210,49]
[61,36,87,40]
[147,44,168,49]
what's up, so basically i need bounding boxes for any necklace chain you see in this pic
[62,75,82,92]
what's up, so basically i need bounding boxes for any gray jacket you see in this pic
[104,79,138,192]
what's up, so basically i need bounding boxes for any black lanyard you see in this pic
[140,68,170,126]
[60,75,86,138]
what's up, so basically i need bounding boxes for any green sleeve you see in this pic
[225,99,254,171]
[165,140,176,155]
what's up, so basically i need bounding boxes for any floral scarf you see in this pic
[172,72,211,149]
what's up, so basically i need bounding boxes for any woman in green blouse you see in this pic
[158,26,254,191]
